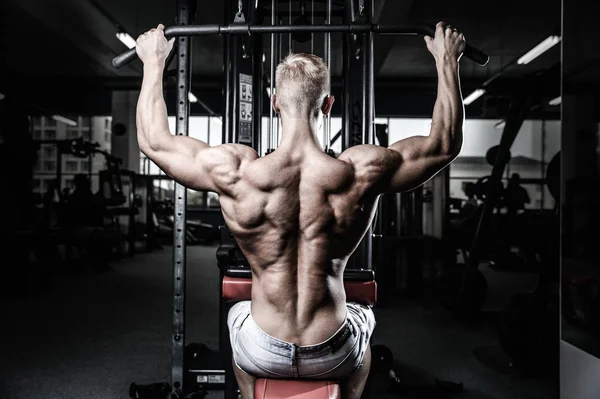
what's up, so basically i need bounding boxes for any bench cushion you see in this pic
[254,378,341,399]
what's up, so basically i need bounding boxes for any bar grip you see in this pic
[112,48,137,68]
[463,45,489,66]
[421,25,489,66]
[112,23,490,68]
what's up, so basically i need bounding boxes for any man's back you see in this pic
[219,144,381,345]
[135,24,465,396]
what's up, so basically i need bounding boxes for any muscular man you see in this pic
[135,22,465,399]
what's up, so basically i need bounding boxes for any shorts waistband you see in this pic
[244,312,356,358]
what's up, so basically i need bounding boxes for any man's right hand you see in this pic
[136,24,175,67]
[424,21,466,64]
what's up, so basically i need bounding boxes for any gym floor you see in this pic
[0,245,556,399]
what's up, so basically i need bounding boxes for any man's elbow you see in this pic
[431,136,462,160]
[137,129,169,153]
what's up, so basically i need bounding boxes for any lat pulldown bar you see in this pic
[113,23,489,68]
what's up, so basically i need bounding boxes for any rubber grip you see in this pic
[112,48,137,69]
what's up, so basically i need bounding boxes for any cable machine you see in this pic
[118,1,489,398]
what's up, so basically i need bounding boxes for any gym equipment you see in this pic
[113,25,489,69]
[118,1,490,396]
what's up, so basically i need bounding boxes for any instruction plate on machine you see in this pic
[239,74,253,145]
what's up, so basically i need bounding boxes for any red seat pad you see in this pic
[254,378,341,399]
[222,276,377,306]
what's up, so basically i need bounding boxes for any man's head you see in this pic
[273,53,334,120]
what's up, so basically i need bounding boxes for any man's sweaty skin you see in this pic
[135,17,464,363]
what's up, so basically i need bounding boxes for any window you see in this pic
[45,130,56,140]
[33,161,42,172]
[66,161,78,172]
[33,129,42,140]
[81,160,90,171]
[82,130,91,140]
[67,129,79,139]
[44,117,56,128]
[43,146,56,158]
[43,161,56,172]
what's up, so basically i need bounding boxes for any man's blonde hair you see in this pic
[275,53,330,117]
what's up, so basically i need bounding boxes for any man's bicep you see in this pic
[385,136,454,192]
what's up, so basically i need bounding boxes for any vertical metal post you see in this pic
[223,2,232,145]
[172,0,192,396]
[362,0,374,269]
[541,119,546,207]
[251,1,263,154]
[268,0,276,152]
[324,0,332,150]
[56,150,62,192]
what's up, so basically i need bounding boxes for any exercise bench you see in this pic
[221,268,377,399]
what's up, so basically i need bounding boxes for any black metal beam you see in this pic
[112,23,489,68]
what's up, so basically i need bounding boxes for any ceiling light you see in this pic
[463,88,486,105]
[188,92,198,103]
[549,96,561,106]
[52,115,78,127]
[116,32,136,49]
[517,36,561,65]
[494,120,506,129]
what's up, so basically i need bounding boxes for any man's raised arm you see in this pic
[382,21,466,192]
[135,24,256,194]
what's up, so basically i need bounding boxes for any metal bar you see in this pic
[252,17,263,154]
[363,0,374,270]
[171,1,192,396]
[268,0,276,152]
[231,34,240,144]
[541,118,546,207]
[324,0,332,150]
[222,4,232,145]
[276,17,283,148]
[113,24,489,68]
[341,32,351,151]
[311,0,315,54]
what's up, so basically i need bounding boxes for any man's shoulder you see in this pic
[337,145,398,175]
[210,143,259,163]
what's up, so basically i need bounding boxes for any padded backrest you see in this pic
[222,276,377,306]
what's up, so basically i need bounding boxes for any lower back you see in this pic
[249,265,348,345]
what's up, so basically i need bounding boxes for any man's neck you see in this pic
[277,116,322,151]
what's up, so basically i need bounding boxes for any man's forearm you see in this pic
[136,62,171,151]
[430,59,464,156]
